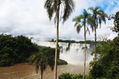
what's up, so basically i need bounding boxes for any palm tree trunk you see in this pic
[83,25,86,79]
[94,27,97,62]
[41,69,43,79]
[54,0,60,79]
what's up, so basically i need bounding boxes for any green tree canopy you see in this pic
[88,37,119,79]
[0,34,39,66]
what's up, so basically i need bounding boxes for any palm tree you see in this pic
[30,52,54,79]
[44,0,74,79]
[88,7,108,62]
[113,12,119,36]
[73,9,90,79]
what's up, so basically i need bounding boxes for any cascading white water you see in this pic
[36,41,94,65]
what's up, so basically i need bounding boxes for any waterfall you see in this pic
[35,41,94,65]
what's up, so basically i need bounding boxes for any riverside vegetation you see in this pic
[0,34,67,67]
[0,34,38,66]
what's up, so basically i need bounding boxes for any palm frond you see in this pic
[87,16,95,31]
[98,9,107,27]
[99,17,102,27]
[109,14,115,20]
[54,14,57,24]
[30,53,41,64]
[62,0,74,22]
[48,56,54,70]
[40,57,47,72]
[76,24,82,33]
[30,52,48,74]
[74,22,79,27]
[72,16,82,22]
[102,14,107,23]
[86,27,90,35]
[84,9,90,18]
[44,0,57,20]
[35,58,41,74]
[88,7,94,11]
[95,6,100,11]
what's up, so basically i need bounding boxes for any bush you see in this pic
[59,73,83,79]
[59,73,72,79]
[71,74,83,79]
[57,59,68,65]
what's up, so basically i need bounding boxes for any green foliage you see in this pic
[59,73,72,79]
[71,74,83,79]
[113,11,119,34]
[0,34,39,66]
[59,73,83,79]
[29,47,55,79]
[0,34,66,67]
[38,46,55,70]
[57,59,68,65]
[88,36,119,79]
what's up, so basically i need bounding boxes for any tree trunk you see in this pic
[54,0,60,79]
[41,69,43,79]
[83,25,86,79]
[94,27,97,62]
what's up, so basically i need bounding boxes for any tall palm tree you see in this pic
[73,9,90,79]
[44,0,74,79]
[88,7,108,62]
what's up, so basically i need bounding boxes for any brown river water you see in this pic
[0,64,89,79]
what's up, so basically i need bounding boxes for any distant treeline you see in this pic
[50,39,100,44]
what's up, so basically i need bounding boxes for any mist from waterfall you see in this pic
[36,41,94,65]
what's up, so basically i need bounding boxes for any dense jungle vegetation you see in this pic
[0,34,67,66]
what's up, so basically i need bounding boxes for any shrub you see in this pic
[59,73,72,79]
[59,73,83,79]
[57,59,68,65]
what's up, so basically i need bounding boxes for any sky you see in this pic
[0,0,119,41]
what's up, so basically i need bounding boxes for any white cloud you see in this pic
[0,0,118,41]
